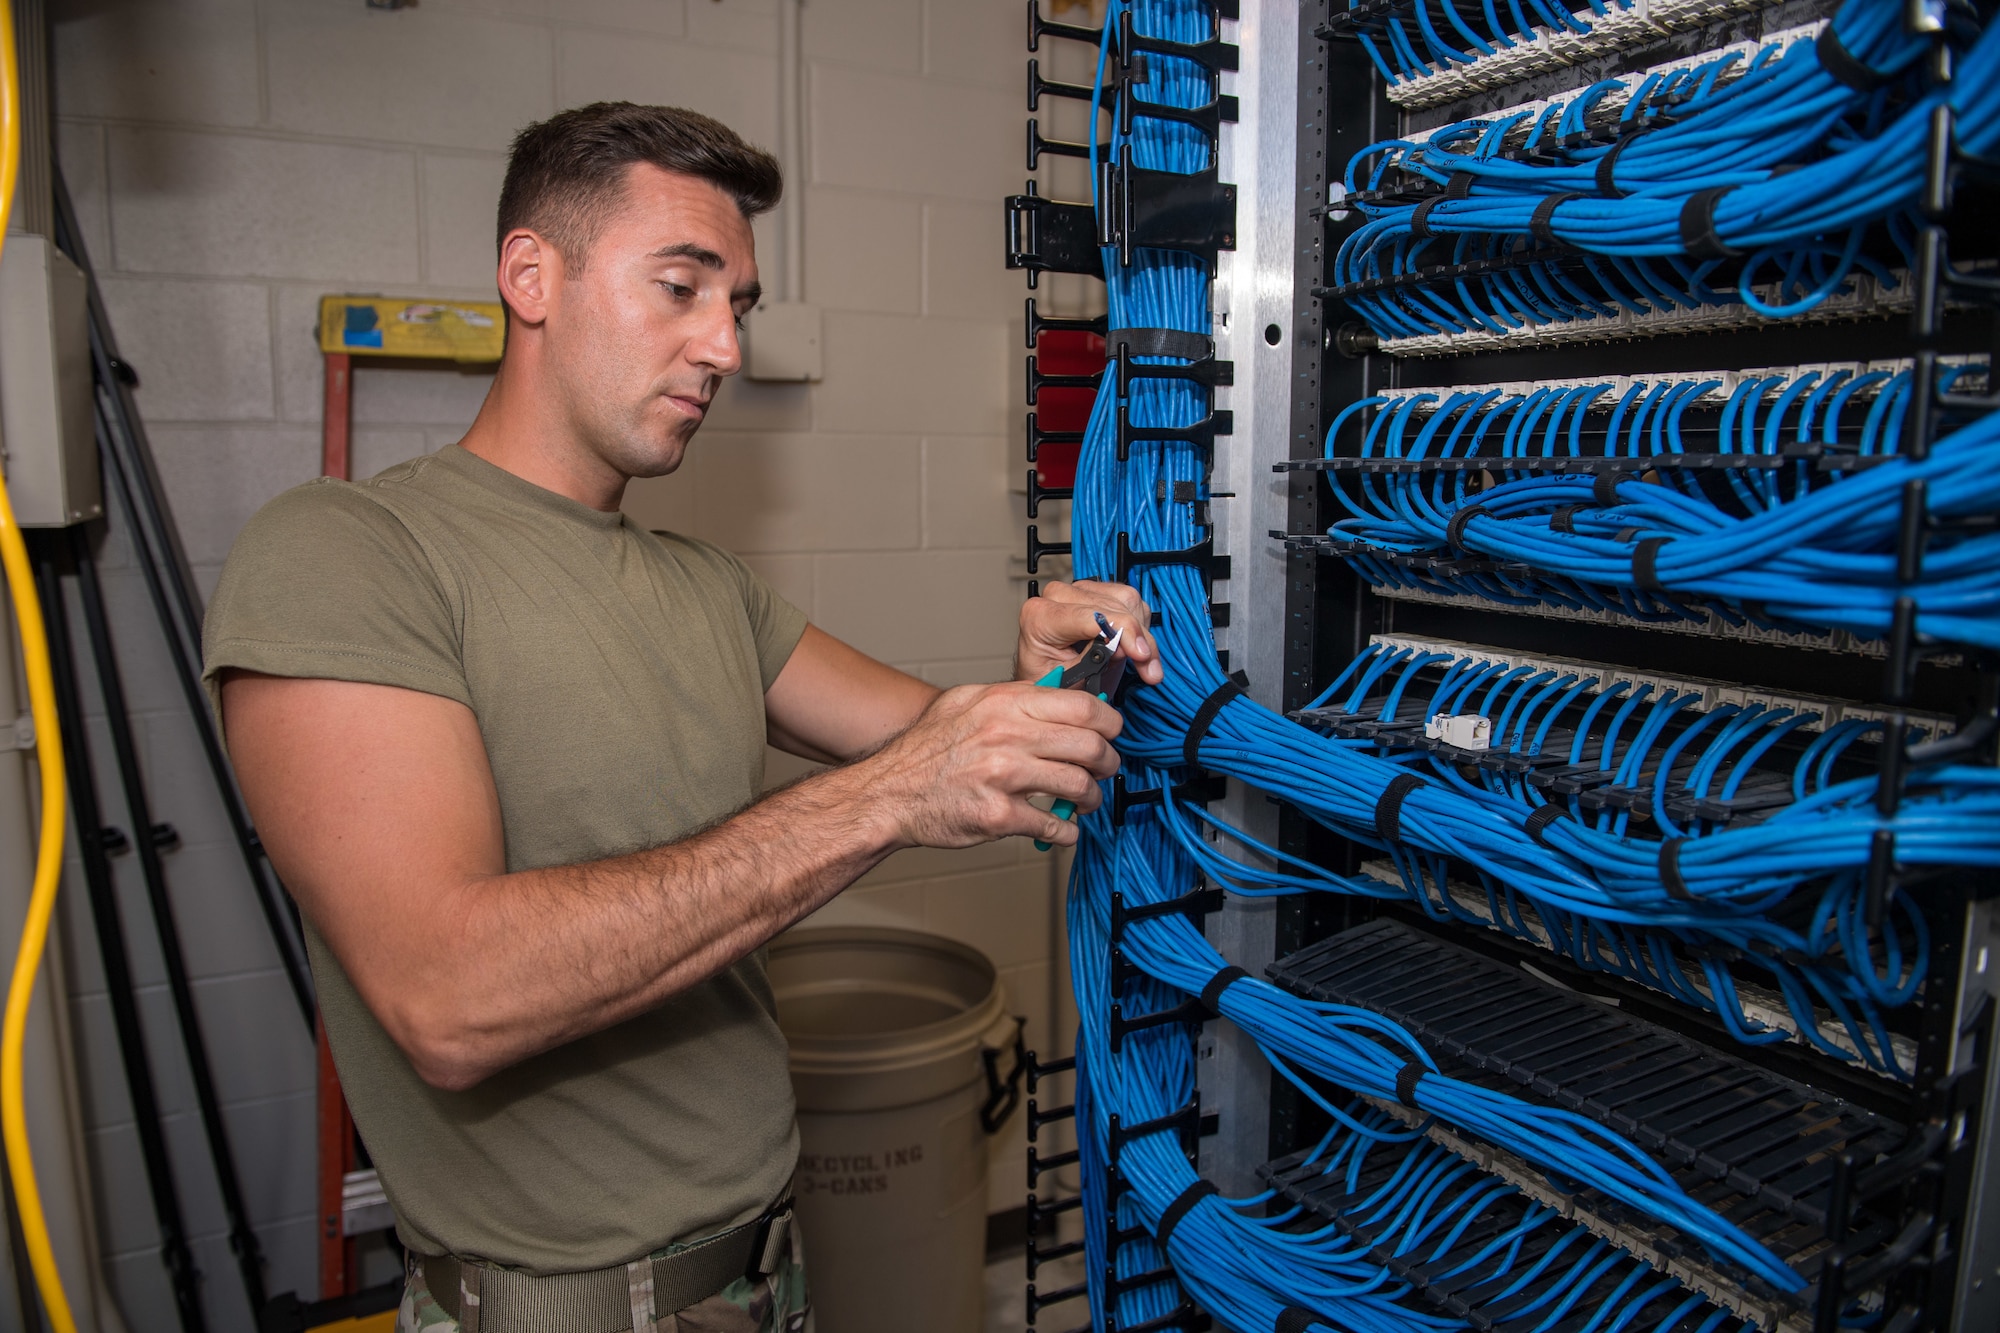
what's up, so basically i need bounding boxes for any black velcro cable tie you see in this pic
[1659,837,1693,901]
[1374,773,1426,843]
[1409,195,1446,240]
[1199,965,1249,1017]
[1593,470,1627,506]
[1230,668,1250,689]
[1594,132,1640,198]
[1276,1309,1330,1333]
[1395,1062,1427,1108]
[1525,801,1569,848]
[1184,679,1246,770]
[1155,1178,1218,1252]
[1530,192,1585,246]
[1550,503,1583,534]
[1445,172,1476,199]
[1444,503,1488,548]
[1632,536,1671,593]
[1679,185,1740,259]
[1115,327,1215,362]
[1817,24,1891,92]
[1613,526,1639,543]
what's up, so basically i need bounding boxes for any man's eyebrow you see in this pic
[649,242,726,268]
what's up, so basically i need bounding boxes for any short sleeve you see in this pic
[202,480,469,746]
[649,532,808,691]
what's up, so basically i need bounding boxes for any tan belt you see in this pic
[417,1197,793,1333]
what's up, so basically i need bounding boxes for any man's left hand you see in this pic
[1015,580,1164,688]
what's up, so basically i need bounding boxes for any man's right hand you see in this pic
[860,681,1124,849]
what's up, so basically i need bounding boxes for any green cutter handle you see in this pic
[1034,664,1104,851]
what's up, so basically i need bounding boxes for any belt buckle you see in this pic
[743,1198,792,1281]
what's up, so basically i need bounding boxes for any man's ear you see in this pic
[498,229,559,327]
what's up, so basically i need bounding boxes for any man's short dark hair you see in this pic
[498,102,783,271]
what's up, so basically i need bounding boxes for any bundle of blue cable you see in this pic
[1332,0,1999,341]
[1341,0,1640,88]
[1273,639,1936,1078]
[1320,380,2000,647]
[1317,361,1999,642]
[1061,0,1880,1326]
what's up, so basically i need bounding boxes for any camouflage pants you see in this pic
[398,1226,811,1333]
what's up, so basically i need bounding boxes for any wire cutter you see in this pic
[1033,613,1126,851]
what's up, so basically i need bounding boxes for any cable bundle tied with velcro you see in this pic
[1199,965,1248,1018]
[1113,327,1215,362]
[1409,195,1446,240]
[1275,1308,1331,1333]
[1594,133,1640,198]
[1444,503,1489,548]
[1525,801,1569,848]
[1817,24,1892,92]
[1678,185,1740,259]
[1549,504,1584,534]
[1395,1062,1427,1107]
[1659,837,1693,900]
[1374,773,1425,843]
[1530,192,1586,245]
[1633,536,1672,593]
[1184,678,1245,769]
[1593,471,1628,506]
[1154,1177,1218,1251]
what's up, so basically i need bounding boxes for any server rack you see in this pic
[1008,1,1998,1329]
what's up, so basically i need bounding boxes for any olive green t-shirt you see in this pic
[201,444,809,1274]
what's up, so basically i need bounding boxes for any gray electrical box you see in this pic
[0,234,97,527]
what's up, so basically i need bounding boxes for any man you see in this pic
[203,102,1157,1333]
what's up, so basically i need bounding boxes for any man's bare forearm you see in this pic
[396,760,900,1090]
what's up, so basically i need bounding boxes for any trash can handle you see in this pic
[978,1015,1028,1135]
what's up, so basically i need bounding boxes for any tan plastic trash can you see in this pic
[770,927,1025,1333]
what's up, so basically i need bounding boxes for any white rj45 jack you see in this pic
[1425,713,1493,750]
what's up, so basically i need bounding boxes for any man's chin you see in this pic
[613,430,696,481]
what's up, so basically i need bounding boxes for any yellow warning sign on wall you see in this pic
[317,295,505,363]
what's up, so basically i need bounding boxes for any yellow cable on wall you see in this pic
[0,0,83,1323]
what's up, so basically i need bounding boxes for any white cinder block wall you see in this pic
[47,0,1082,1325]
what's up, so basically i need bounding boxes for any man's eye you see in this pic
[663,282,694,300]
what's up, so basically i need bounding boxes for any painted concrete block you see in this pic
[739,551,814,614]
[917,656,1016,689]
[423,152,509,291]
[815,548,1018,663]
[815,310,1007,436]
[924,0,1021,88]
[688,0,778,51]
[811,64,1019,202]
[145,425,321,566]
[188,971,318,1105]
[803,0,920,73]
[53,120,110,268]
[351,363,495,427]
[557,29,778,150]
[804,187,921,314]
[264,0,554,152]
[108,129,420,284]
[52,0,262,128]
[691,431,919,554]
[923,866,1052,969]
[565,0,688,36]
[98,277,274,423]
[705,373,812,434]
[350,429,435,484]
[925,198,1019,320]
[922,433,1017,551]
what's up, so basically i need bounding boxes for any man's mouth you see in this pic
[666,393,709,421]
